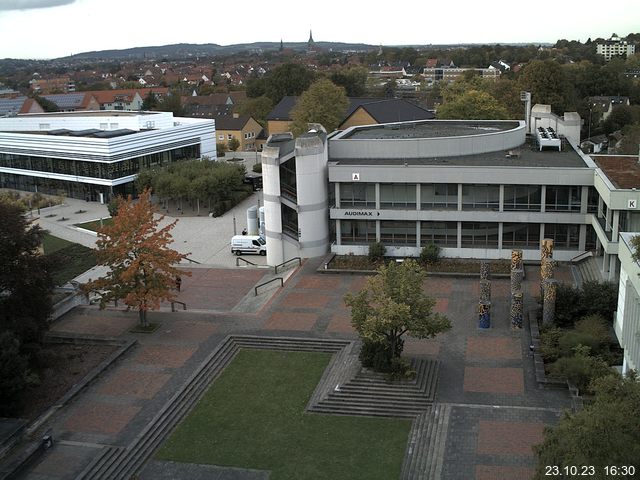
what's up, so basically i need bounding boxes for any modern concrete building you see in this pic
[0,110,216,202]
[596,34,636,61]
[615,233,640,374]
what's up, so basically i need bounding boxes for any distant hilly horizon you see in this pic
[58,40,553,61]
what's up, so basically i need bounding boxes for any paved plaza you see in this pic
[10,251,574,480]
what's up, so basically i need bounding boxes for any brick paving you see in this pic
[17,259,576,480]
[463,367,525,394]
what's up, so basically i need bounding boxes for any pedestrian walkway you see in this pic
[10,258,573,480]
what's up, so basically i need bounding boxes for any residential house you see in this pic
[41,92,100,112]
[588,96,631,121]
[266,96,435,135]
[216,114,262,151]
[89,88,169,111]
[29,76,76,94]
[580,134,608,154]
[0,96,45,117]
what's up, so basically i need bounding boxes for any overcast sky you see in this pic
[1,0,638,59]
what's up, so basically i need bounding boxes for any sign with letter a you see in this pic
[352,173,360,181]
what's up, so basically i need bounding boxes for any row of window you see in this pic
[339,220,592,250]
[0,146,199,180]
[336,183,597,213]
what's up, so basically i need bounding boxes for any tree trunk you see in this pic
[197,198,200,215]
[139,309,147,327]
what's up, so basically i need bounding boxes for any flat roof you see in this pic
[331,137,588,168]
[592,155,640,189]
[17,110,157,118]
[340,120,521,140]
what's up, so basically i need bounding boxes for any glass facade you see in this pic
[420,221,457,247]
[281,203,298,239]
[340,183,375,208]
[503,185,541,211]
[461,222,499,247]
[340,220,376,245]
[279,158,297,202]
[462,185,500,211]
[380,221,416,245]
[544,223,580,249]
[421,184,457,209]
[502,223,540,248]
[380,184,416,209]
[545,186,581,212]
[0,145,200,181]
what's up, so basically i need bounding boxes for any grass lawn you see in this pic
[157,349,411,480]
[74,217,113,232]
[42,233,96,285]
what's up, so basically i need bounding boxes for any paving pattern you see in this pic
[13,259,574,480]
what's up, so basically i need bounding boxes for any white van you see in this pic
[231,235,267,256]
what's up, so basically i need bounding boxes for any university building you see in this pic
[0,111,216,202]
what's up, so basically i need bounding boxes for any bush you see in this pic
[252,163,262,173]
[554,283,583,328]
[0,332,30,416]
[539,326,562,362]
[359,338,406,375]
[216,142,227,157]
[548,346,613,394]
[420,243,440,265]
[553,281,618,328]
[368,242,386,262]
[228,138,240,151]
[107,196,122,217]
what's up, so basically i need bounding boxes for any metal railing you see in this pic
[274,257,301,274]
[183,256,201,264]
[236,257,259,267]
[171,301,187,312]
[254,277,283,296]
[570,251,593,263]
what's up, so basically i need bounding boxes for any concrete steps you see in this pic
[75,335,352,480]
[400,403,451,480]
[576,256,602,285]
[310,359,439,418]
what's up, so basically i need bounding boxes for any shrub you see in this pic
[252,163,262,173]
[0,332,30,416]
[216,142,227,157]
[420,243,441,265]
[359,338,407,375]
[228,138,240,151]
[581,280,618,322]
[548,345,613,394]
[575,314,610,344]
[554,283,583,328]
[107,196,122,217]
[368,242,386,262]
[539,326,562,362]
[558,331,605,358]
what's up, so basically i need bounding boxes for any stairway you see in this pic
[575,256,603,286]
[75,335,351,480]
[400,404,452,480]
[309,358,440,418]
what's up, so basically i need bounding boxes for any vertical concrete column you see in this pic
[376,220,381,242]
[580,186,589,214]
[261,145,284,267]
[416,221,421,248]
[416,184,421,211]
[605,207,612,233]
[375,183,380,210]
[480,280,491,303]
[457,184,463,211]
[540,185,546,213]
[457,221,462,249]
[478,301,491,329]
[334,183,341,208]
[612,210,620,239]
[335,219,342,246]
[511,291,524,329]
[541,238,554,260]
[579,224,587,251]
[498,185,504,212]
[480,260,491,280]
[498,223,503,251]
[542,279,557,327]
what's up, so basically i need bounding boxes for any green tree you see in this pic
[0,200,53,345]
[619,123,640,154]
[344,259,451,372]
[518,60,575,113]
[0,331,32,416]
[141,91,158,110]
[32,95,59,112]
[290,79,348,135]
[534,372,640,479]
[602,105,639,134]
[158,92,184,116]
[84,189,189,327]
[235,95,273,127]
[228,137,240,152]
[330,66,368,97]
[262,63,316,104]
[437,89,509,119]
[216,142,227,157]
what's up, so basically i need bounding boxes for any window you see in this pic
[544,224,579,249]
[219,135,224,140]
[545,186,581,212]
[421,184,457,209]
[420,221,457,246]
[462,185,500,210]
[503,186,541,211]
[227,134,233,140]
[587,187,598,214]
[502,223,540,247]
[380,221,416,245]
[340,220,376,245]
[380,184,416,209]
[461,222,499,248]
[340,183,375,208]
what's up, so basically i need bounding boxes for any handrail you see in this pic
[184,256,201,264]
[236,257,258,267]
[274,257,301,274]
[254,277,283,296]
[171,301,187,312]
[570,251,593,263]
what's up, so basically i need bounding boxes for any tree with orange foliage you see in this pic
[84,189,190,327]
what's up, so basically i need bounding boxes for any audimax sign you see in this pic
[344,211,380,216]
